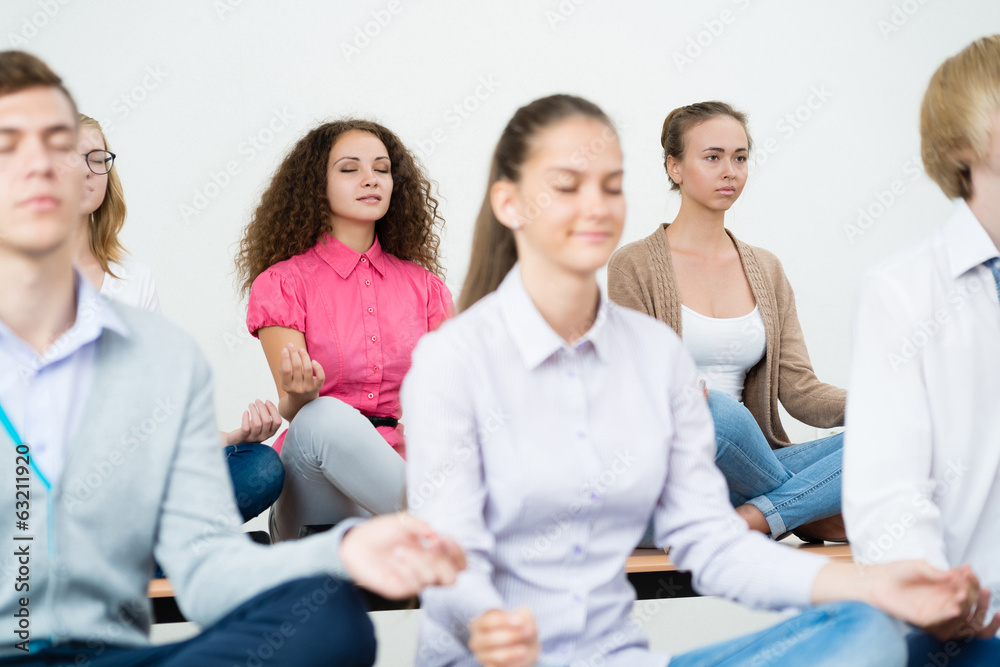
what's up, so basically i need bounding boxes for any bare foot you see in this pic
[792,514,847,543]
[735,504,770,534]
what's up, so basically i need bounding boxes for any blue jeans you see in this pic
[709,390,842,537]
[0,576,375,666]
[637,391,842,547]
[670,602,906,666]
[227,442,285,522]
[905,630,1000,666]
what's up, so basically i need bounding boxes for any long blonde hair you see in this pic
[458,95,615,312]
[79,114,127,277]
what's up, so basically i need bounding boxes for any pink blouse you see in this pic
[247,234,453,457]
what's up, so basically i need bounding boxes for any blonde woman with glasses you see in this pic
[71,114,160,311]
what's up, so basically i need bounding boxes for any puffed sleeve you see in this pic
[247,268,306,337]
[426,272,455,332]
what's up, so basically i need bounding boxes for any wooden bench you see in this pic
[148,542,853,623]
[624,542,852,600]
[625,543,852,573]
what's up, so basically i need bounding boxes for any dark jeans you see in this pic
[0,576,375,666]
[227,442,285,522]
[906,631,1000,667]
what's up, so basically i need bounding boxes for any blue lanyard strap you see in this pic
[0,399,51,490]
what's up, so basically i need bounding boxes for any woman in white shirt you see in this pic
[72,114,284,526]
[402,94,979,667]
[608,102,846,544]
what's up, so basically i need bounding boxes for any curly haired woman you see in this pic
[235,120,452,542]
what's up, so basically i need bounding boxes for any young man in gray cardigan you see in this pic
[0,51,464,666]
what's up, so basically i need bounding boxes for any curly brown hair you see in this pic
[235,119,445,296]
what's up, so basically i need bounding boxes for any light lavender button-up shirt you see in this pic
[403,265,826,667]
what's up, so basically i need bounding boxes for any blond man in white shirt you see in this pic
[844,34,1000,665]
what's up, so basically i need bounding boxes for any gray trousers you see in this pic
[269,396,405,542]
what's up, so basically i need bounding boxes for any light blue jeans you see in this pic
[668,602,906,666]
[639,390,842,546]
[710,390,842,537]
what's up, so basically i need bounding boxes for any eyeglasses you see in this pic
[82,149,116,175]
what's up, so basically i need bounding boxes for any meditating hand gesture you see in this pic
[222,399,282,446]
[339,512,467,600]
[280,342,325,400]
[468,607,540,667]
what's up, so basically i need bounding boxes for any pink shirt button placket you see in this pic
[246,234,454,455]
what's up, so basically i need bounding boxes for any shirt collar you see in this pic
[0,271,129,370]
[944,199,1000,279]
[315,233,386,279]
[498,263,611,370]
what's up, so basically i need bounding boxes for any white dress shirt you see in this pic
[844,200,1000,620]
[0,274,127,485]
[403,265,827,667]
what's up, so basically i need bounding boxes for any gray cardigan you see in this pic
[0,303,352,656]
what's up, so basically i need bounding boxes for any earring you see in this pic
[510,216,522,230]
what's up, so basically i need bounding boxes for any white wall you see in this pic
[9,0,999,439]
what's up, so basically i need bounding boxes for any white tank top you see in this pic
[681,304,766,401]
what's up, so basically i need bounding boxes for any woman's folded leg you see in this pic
[708,390,844,537]
[269,397,405,542]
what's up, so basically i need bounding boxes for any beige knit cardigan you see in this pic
[607,223,845,448]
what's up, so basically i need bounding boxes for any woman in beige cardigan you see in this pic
[609,101,846,543]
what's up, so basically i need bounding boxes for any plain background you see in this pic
[8,0,1000,440]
